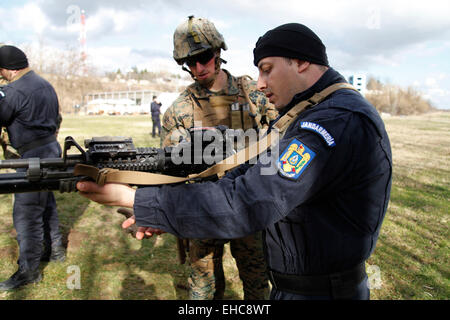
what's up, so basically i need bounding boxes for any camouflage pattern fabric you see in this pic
[173,16,227,65]
[1,127,20,159]
[188,234,269,300]
[162,69,277,300]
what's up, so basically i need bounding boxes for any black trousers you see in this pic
[152,117,161,137]
[13,141,63,271]
[269,275,370,300]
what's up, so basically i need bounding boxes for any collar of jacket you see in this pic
[278,67,347,118]
[188,68,240,98]
[9,67,32,83]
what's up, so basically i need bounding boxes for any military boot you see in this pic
[41,244,51,262]
[0,267,42,291]
[41,243,66,262]
[49,245,66,262]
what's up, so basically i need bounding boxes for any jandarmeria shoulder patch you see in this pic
[277,138,316,180]
[300,121,336,147]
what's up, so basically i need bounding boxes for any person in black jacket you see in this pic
[150,95,162,138]
[77,23,392,300]
[0,45,65,291]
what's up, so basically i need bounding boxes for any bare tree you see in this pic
[365,77,434,115]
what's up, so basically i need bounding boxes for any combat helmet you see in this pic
[173,15,227,65]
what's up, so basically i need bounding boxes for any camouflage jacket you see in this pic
[1,127,20,159]
[161,69,278,147]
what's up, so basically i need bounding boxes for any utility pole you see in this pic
[79,9,87,76]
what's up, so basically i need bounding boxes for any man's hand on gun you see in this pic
[76,181,165,240]
[77,181,135,207]
[121,213,165,240]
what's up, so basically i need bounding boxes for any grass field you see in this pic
[0,112,448,300]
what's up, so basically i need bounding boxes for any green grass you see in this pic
[367,112,450,300]
[0,112,449,300]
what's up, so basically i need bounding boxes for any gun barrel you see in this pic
[0,158,66,169]
[0,178,74,194]
[0,165,79,194]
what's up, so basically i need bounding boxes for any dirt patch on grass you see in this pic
[0,246,17,260]
[67,229,90,251]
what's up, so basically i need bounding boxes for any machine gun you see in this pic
[0,126,234,194]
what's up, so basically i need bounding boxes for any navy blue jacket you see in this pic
[133,68,392,276]
[0,70,59,151]
[151,101,162,119]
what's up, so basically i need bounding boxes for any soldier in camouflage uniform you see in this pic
[162,16,278,300]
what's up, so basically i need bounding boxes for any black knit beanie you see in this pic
[253,23,328,67]
[0,45,29,70]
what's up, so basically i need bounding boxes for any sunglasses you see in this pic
[185,50,215,67]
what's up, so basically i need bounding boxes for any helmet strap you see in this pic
[182,65,195,79]
[182,65,214,89]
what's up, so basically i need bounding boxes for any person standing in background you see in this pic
[0,45,66,291]
[151,95,162,138]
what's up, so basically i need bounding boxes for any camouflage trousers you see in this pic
[1,127,20,159]
[188,232,269,300]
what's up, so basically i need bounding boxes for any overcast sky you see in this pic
[1,0,449,108]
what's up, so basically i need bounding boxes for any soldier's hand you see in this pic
[77,181,135,207]
[117,207,134,219]
[117,208,139,237]
[122,215,165,240]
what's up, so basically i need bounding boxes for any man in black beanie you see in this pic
[0,45,29,70]
[246,23,392,299]
[0,45,66,291]
[74,23,392,300]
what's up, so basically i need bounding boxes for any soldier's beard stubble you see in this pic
[195,57,221,90]
[196,75,215,89]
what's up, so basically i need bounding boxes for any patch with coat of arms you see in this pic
[277,138,316,180]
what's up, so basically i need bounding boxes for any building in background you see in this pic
[82,90,179,115]
[348,74,367,96]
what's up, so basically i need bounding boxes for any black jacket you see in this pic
[0,70,59,150]
[151,101,162,119]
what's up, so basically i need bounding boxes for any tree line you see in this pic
[19,45,436,116]
[365,77,435,115]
